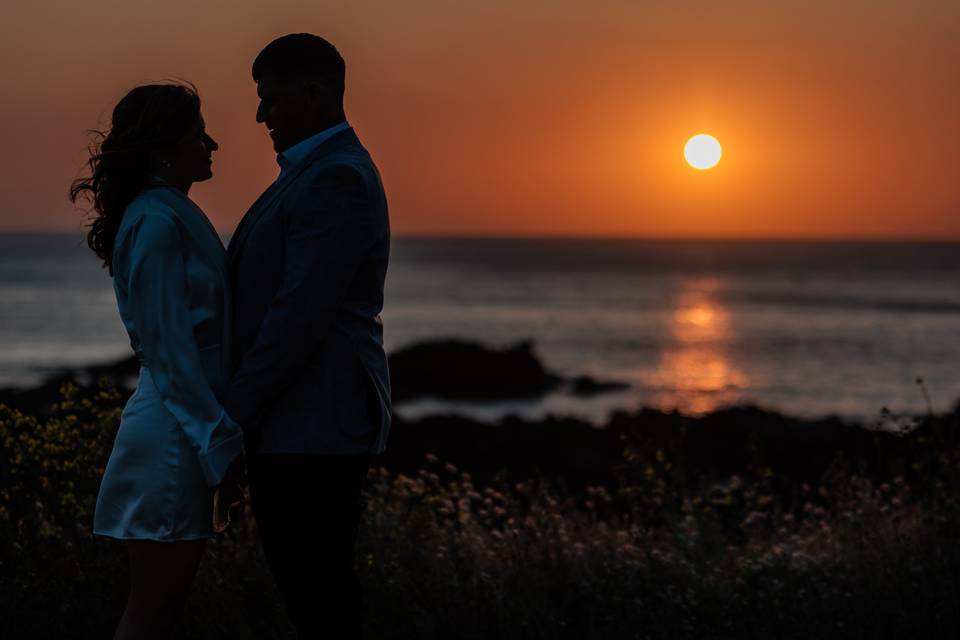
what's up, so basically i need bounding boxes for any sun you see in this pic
[684,134,722,170]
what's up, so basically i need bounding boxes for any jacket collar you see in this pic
[277,121,350,176]
[228,126,360,266]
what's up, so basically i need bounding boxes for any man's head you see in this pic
[252,33,346,153]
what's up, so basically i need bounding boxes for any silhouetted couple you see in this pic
[71,34,391,639]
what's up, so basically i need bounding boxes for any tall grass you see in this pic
[2,382,960,639]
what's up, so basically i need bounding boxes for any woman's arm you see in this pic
[123,212,243,486]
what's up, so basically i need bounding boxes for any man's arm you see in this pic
[225,165,375,432]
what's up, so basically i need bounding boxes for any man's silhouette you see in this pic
[225,33,391,639]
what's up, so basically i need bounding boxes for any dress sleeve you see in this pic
[123,213,243,486]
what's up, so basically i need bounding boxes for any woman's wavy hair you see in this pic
[70,82,201,273]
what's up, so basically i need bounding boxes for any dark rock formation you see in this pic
[388,339,563,402]
[388,339,630,403]
[568,375,630,396]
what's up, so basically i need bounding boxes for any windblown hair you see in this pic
[70,82,201,273]
[252,33,345,95]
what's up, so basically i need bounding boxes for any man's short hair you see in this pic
[252,33,345,93]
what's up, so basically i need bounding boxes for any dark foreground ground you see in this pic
[3,344,960,639]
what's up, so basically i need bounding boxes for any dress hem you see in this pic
[93,530,214,542]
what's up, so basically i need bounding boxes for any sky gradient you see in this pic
[2,0,958,238]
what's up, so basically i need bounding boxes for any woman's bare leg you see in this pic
[114,539,207,640]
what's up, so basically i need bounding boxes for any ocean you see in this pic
[1,234,958,423]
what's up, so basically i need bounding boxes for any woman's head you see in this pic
[70,82,217,272]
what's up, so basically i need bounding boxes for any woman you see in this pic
[70,83,243,639]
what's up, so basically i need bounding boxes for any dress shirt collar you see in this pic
[276,121,350,176]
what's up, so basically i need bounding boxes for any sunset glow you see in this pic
[0,1,956,239]
[650,281,747,414]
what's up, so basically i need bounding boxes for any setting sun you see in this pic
[684,134,722,170]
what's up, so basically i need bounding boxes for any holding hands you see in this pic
[213,456,247,533]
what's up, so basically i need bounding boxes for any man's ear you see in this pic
[303,80,329,105]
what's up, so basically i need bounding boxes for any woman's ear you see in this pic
[147,149,173,172]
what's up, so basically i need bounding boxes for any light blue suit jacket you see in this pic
[112,185,243,486]
[226,127,392,455]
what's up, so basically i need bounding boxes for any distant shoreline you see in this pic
[3,230,960,244]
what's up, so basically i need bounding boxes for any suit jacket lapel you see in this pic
[228,128,360,269]
[227,178,281,261]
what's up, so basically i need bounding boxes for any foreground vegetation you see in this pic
[2,382,960,639]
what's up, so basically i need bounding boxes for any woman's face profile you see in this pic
[166,114,219,184]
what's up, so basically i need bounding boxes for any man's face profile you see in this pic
[255,76,312,153]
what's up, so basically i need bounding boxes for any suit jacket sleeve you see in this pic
[225,166,375,432]
[123,213,243,486]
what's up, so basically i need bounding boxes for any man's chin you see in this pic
[270,134,288,153]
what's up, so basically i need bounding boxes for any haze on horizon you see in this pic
[1,0,957,239]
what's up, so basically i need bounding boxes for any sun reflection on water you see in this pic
[648,279,748,414]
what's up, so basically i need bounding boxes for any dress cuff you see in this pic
[197,415,244,486]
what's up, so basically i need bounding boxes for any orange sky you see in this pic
[1,0,957,238]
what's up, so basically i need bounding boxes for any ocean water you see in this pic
[1,234,959,423]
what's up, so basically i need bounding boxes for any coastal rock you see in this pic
[567,375,631,396]
[388,339,630,403]
[389,339,563,402]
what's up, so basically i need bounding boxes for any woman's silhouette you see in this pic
[71,82,243,639]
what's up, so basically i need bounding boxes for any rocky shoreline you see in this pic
[0,339,629,415]
[2,339,957,495]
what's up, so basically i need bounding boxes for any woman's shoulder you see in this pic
[124,187,180,220]
[115,189,184,250]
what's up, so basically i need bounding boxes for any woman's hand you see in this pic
[213,457,246,533]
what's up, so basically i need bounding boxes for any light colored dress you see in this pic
[93,184,243,540]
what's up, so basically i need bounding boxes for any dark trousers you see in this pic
[248,453,371,640]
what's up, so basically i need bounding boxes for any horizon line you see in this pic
[4,230,960,243]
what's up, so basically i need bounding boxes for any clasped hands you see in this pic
[213,456,247,533]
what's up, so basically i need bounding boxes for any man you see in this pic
[225,33,391,639]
